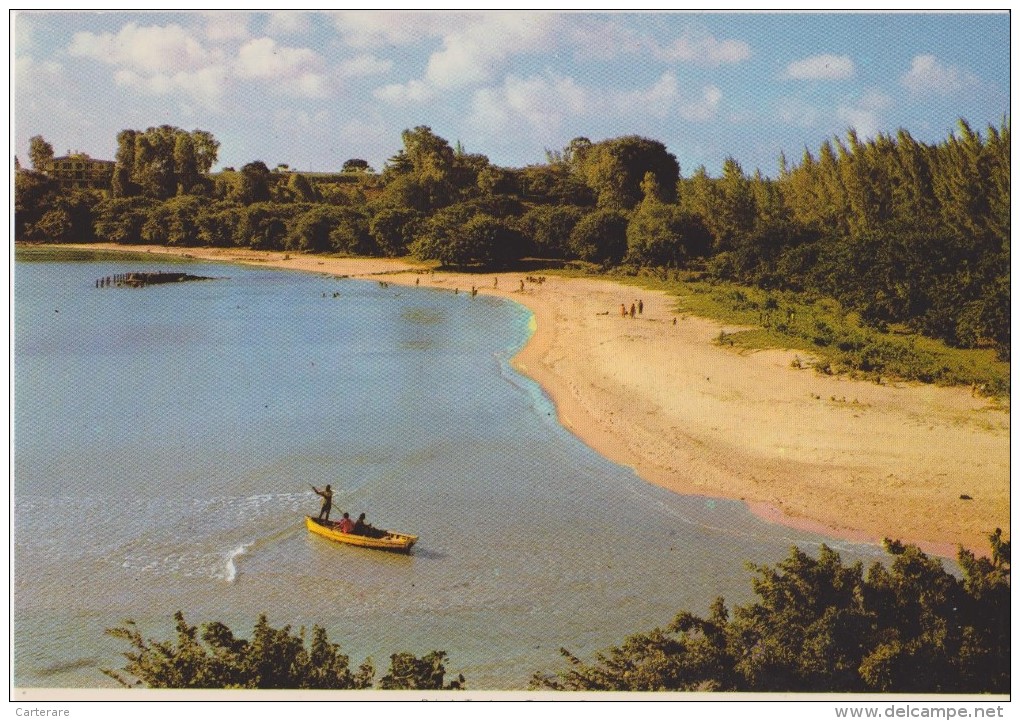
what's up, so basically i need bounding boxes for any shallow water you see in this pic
[12,251,891,689]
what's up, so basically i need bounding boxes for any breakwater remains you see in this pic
[95,271,214,288]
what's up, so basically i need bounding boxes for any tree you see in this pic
[113,130,140,197]
[173,132,200,195]
[569,209,630,265]
[412,211,524,269]
[533,532,1009,693]
[342,158,373,173]
[141,196,202,246]
[93,197,154,245]
[28,135,54,171]
[104,612,464,690]
[370,206,422,257]
[574,136,679,209]
[14,168,58,239]
[520,204,585,259]
[286,173,318,203]
[238,161,272,204]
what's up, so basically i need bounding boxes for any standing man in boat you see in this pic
[311,484,333,521]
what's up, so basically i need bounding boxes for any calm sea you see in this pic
[12,249,889,690]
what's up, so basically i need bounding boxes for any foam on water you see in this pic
[223,543,249,583]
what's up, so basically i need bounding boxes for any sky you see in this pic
[11,10,1011,178]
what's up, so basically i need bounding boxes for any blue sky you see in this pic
[12,11,1011,178]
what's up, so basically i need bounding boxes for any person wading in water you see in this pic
[311,484,333,521]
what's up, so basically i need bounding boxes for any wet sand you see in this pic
[61,244,1010,555]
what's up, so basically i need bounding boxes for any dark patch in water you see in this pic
[35,657,98,677]
[401,307,443,325]
[402,338,435,351]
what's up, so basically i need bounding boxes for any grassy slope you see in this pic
[578,267,1010,400]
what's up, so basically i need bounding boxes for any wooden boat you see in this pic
[305,516,418,554]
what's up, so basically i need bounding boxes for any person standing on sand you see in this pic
[630,303,636,318]
[638,299,643,314]
[311,484,333,521]
[621,303,627,317]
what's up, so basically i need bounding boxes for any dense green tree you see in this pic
[94,196,155,244]
[327,207,373,254]
[104,612,462,690]
[28,135,54,171]
[342,158,372,173]
[569,208,630,264]
[413,210,524,269]
[173,133,200,195]
[574,135,679,209]
[519,204,586,259]
[518,164,596,206]
[237,161,272,204]
[232,203,295,250]
[141,196,203,246]
[29,190,100,243]
[370,206,422,257]
[112,126,218,199]
[112,130,140,197]
[14,168,58,239]
[285,206,349,252]
[286,173,319,203]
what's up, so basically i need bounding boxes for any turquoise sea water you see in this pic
[12,252,889,690]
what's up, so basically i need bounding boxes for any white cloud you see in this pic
[373,79,436,105]
[609,73,721,122]
[613,72,680,118]
[656,31,751,66]
[68,22,216,74]
[836,106,880,138]
[202,11,249,42]
[836,89,892,138]
[235,37,321,79]
[570,19,750,66]
[372,14,564,108]
[784,53,855,80]
[273,107,331,135]
[900,54,977,95]
[331,11,455,49]
[470,72,587,138]
[776,98,821,129]
[337,54,393,78]
[14,54,69,114]
[266,11,312,36]
[234,37,329,97]
[13,12,37,54]
[568,18,650,60]
[113,64,229,109]
[679,85,723,121]
[424,13,561,89]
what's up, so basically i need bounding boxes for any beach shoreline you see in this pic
[39,243,1009,557]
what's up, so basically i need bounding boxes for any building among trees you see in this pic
[43,153,115,191]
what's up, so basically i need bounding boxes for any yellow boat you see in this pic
[305,516,418,554]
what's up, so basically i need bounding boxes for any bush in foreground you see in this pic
[531,531,1009,693]
[104,613,464,690]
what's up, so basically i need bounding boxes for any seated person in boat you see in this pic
[353,513,385,538]
[336,512,355,533]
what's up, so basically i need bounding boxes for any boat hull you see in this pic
[305,516,418,554]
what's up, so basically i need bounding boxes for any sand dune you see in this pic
[68,245,1010,555]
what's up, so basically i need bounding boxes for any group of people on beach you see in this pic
[311,484,385,538]
[620,298,644,318]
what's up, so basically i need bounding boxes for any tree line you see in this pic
[105,532,1009,692]
[15,119,1009,360]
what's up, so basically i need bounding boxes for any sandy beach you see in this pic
[61,244,1010,556]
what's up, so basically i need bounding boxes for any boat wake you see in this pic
[223,543,250,583]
